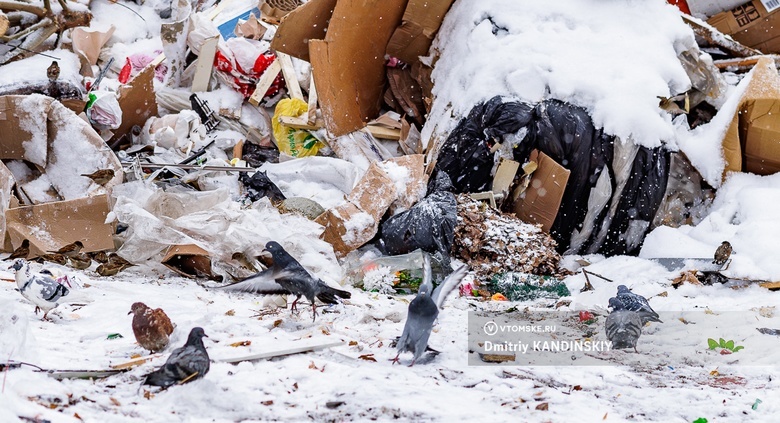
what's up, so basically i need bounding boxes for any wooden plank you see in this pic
[110,354,161,370]
[759,281,780,290]
[681,13,761,58]
[366,124,401,140]
[278,115,324,130]
[248,59,282,106]
[307,76,318,125]
[46,369,124,380]
[218,339,344,363]
[191,36,219,93]
[277,52,304,101]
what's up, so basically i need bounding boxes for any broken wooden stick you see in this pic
[681,13,761,58]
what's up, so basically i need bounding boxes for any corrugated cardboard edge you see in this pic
[270,0,337,61]
[512,151,570,232]
[309,0,407,136]
[162,244,217,279]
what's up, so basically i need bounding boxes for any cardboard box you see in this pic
[708,1,780,53]
[386,0,455,64]
[512,151,570,232]
[272,0,407,136]
[162,244,220,280]
[722,56,780,177]
[0,95,124,256]
[686,0,751,17]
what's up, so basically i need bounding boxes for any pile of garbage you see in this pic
[2,0,780,298]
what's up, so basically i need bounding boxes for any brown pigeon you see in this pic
[129,302,175,353]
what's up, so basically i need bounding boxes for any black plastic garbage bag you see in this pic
[380,172,457,266]
[597,146,670,256]
[435,96,533,193]
[239,171,286,203]
[515,99,614,253]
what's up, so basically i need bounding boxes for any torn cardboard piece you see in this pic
[386,0,455,64]
[6,195,116,257]
[512,150,570,232]
[109,64,159,145]
[162,244,219,280]
[315,155,427,257]
[722,56,780,177]
[270,0,337,62]
[0,94,123,254]
[260,0,302,25]
[708,1,780,54]
[71,26,116,77]
[308,0,407,136]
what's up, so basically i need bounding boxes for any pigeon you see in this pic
[129,302,175,353]
[143,327,210,388]
[614,285,662,324]
[49,241,84,258]
[81,169,115,186]
[605,298,643,352]
[392,255,468,366]
[5,239,30,261]
[68,253,92,270]
[10,259,76,320]
[217,241,351,321]
[713,241,732,269]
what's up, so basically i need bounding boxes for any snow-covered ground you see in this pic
[1,233,779,423]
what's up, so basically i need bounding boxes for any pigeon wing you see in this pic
[431,264,468,309]
[216,267,291,295]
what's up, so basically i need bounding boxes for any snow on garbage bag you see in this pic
[435,96,533,193]
[380,172,457,267]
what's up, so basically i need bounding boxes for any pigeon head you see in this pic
[10,259,26,272]
[129,302,149,316]
[608,297,624,310]
[418,283,431,296]
[264,241,283,253]
[617,285,630,294]
[186,327,208,345]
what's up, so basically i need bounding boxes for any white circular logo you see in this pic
[483,321,498,336]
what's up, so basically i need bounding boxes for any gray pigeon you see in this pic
[605,298,643,351]
[614,285,662,323]
[144,327,210,388]
[217,241,351,321]
[392,255,468,366]
[10,259,76,320]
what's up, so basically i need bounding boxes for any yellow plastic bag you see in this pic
[272,98,324,157]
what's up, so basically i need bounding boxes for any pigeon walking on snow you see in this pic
[217,241,351,321]
[129,302,175,353]
[392,255,468,366]
[605,298,643,352]
[143,327,210,388]
[613,285,662,324]
[713,241,732,269]
[10,259,79,320]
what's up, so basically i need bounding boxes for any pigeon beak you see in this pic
[127,311,132,315]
